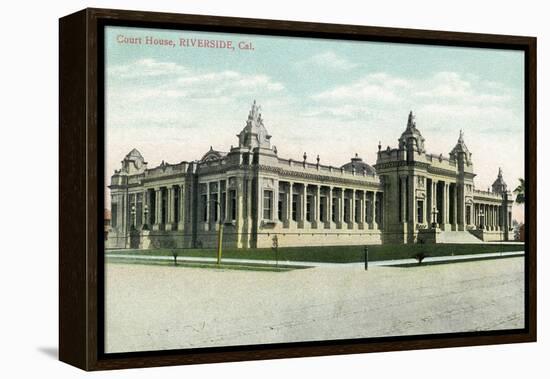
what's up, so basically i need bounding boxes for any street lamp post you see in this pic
[431,207,439,229]
[479,209,485,230]
[130,205,136,230]
[143,204,149,230]
[212,200,224,265]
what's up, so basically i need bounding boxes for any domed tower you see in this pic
[398,111,426,162]
[341,153,376,176]
[492,168,508,194]
[236,100,272,150]
[121,148,147,175]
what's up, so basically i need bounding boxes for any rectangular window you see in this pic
[292,194,298,221]
[220,191,226,222]
[466,206,471,225]
[263,190,273,220]
[161,189,167,224]
[111,203,118,228]
[344,198,349,223]
[173,188,179,224]
[136,194,143,226]
[149,191,156,225]
[201,194,208,222]
[278,193,284,221]
[417,200,424,223]
[230,190,237,221]
[332,197,337,222]
[355,199,361,223]
[211,193,218,222]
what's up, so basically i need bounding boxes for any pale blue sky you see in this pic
[105,26,525,221]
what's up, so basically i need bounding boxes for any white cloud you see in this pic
[312,73,408,105]
[308,71,519,125]
[295,51,358,71]
[106,58,286,128]
[107,58,189,78]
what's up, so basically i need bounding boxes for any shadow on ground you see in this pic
[37,346,58,359]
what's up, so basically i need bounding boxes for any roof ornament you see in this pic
[407,110,416,130]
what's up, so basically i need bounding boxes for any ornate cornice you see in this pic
[256,165,382,189]
[374,160,431,171]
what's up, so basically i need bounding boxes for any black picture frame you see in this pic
[59,7,537,371]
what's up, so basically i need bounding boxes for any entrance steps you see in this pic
[437,230,483,244]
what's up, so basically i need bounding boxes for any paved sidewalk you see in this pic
[106,250,524,268]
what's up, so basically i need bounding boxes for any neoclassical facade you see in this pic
[106,101,514,249]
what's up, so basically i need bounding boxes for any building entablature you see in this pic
[473,189,508,205]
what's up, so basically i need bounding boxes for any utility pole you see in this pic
[214,200,223,265]
[364,246,369,271]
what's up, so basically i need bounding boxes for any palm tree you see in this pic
[514,178,525,204]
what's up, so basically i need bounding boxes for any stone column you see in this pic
[315,185,321,228]
[458,184,466,230]
[206,183,210,228]
[287,182,293,224]
[121,193,129,234]
[427,180,432,226]
[236,179,243,222]
[178,184,185,230]
[350,190,355,229]
[408,175,416,226]
[338,188,344,228]
[486,204,491,230]
[153,188,161,230]
[452,185,458,230]
[371,191,377,229]
[223,180,229,224]
[166,186,174,230]
[142,190,148,227]
[441,182,449,229]
[422,193,430,225]
[489,205,493,230]
[359,191,365,229]
[432,180,438,225]
[299,183,307,228]
[327,187,333,227]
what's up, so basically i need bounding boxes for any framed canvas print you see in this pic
[59,8,537,371]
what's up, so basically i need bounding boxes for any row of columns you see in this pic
[201,179,240,226]
[425,179,468,230]
[280,182,382,230]
[123,184,188,231]
[473,203,505,231]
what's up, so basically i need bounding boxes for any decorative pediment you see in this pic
[200,146,226,163]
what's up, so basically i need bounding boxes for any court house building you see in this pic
[106,101,514,249]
